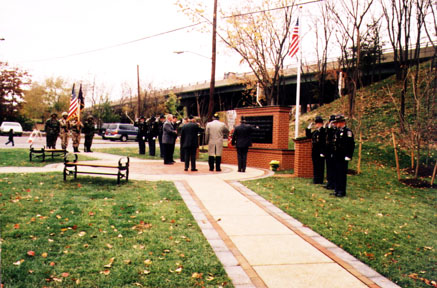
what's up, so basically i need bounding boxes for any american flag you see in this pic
[67,84,79,120]
[288,19,299,58]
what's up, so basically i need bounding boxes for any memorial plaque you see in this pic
[243,115,273,144]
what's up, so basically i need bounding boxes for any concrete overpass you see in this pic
[113,46,435,116]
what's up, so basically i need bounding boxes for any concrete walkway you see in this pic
[0,152,400,288]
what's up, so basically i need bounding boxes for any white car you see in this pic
[0,121,23,136]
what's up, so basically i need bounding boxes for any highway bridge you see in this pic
[113,46,435,117]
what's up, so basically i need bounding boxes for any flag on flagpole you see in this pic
[78,84,85,111]
[67,84,79,121]
[288,19,299,58]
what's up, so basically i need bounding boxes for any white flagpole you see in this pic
[294,10,302,139]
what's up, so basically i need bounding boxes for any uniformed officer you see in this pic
[324,115,337,190]
[44,113,60,149]
[147,116,159,156]
[59,112,70,150]
[135,116,148,155]
[306,116,326,184]
[83,115,95,152]
[158,114,165,158]
[69,116,83,153]
[332,115,355,197]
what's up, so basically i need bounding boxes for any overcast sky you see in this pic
[0,0,257,100]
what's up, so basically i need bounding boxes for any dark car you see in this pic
[104,123,138,142]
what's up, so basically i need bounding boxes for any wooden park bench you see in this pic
[63,153,129,184]
[30,145,67,162]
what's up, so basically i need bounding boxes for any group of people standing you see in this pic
[153,112,253,173]
[305,114,355,198]
[44,112,95,152]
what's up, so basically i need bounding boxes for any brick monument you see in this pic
[222,106,294,170]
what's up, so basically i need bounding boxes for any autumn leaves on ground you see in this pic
[0,173,232,287]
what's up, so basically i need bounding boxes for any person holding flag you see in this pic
[67,84,85,152]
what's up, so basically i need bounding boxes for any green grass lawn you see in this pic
[244,143,436,288]
[0,148,96,167]
[0,173,232,287]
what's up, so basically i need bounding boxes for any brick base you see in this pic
[293,138,313,178]
[222,147,294,171]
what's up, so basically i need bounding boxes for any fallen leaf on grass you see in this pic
[206,275,215,281]
[27,251,35,257]
[144,259,152,265]
[192,272,203,279]
[78,231,86,237]
[13,224,20,229]
[41,252,48,258]
[100,270,110,275]
[13,259,24,266]
[123,259,132,264]
[106,243,113,249]
[61,272,69,277]
[104,257,115,268]
[49,262,56,266]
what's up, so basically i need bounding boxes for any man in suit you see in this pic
[232,117,253,173]
[162,114,178,164]
[305,116,326,184]
[205,113,229,172]
[181,116,202,171]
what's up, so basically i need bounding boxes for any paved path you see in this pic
[0,152,400,288]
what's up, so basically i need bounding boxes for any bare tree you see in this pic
[221,0,297,106]
[177,0,297,106]
[312,1,335,106]
[327,0,375,117]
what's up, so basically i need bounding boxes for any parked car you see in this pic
[104,123,138,141]
[98,123,112,139]
[0,121,23,136]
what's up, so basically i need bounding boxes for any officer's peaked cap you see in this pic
[315,116,323,123]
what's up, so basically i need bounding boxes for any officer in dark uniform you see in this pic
[332,115,355,197]
[324,115,337,190]
[158,114,165,158]
[45,113,60,149]
[135,116,148,155]
[306,116,326,184]
[83,115,95,152]
[147,116,159,156]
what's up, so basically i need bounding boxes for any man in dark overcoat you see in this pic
[231,118,253,173]
[180,116,202,171]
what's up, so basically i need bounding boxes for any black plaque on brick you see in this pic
[243,115,273,144]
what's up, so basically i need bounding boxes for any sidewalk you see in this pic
[0,152,400,288]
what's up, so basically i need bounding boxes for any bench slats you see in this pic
[63,153,129,184]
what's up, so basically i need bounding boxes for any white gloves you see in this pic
[307,122,313,129]
[320,154,325,157]
[345,157,351,161]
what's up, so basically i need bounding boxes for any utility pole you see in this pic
[137,65,141,118]
[207,0,218,121]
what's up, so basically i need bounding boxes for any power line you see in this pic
[26,22,204,63]
[26,1,322,63]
